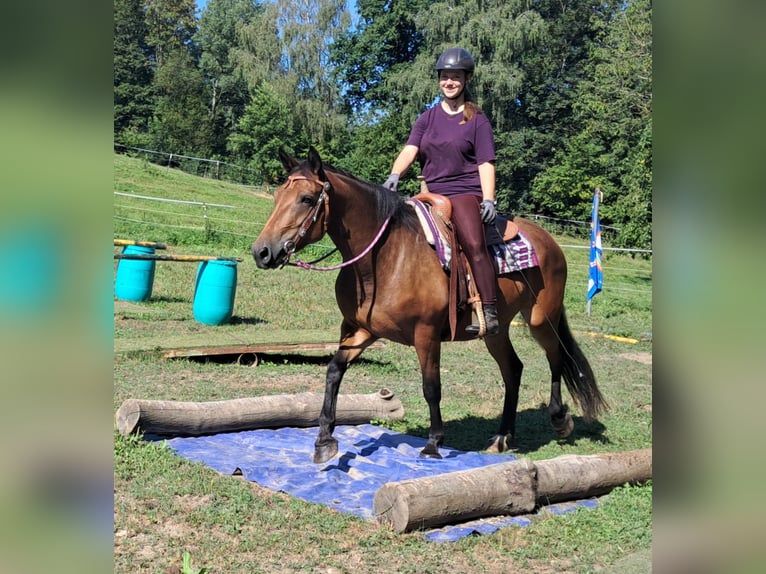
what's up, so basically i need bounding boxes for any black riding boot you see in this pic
[466,304,500,336]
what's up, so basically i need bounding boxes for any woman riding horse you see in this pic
[252,147,608,464]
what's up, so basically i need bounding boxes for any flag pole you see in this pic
[586,188,604,317]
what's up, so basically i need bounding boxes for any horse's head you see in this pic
[252,147,331,269]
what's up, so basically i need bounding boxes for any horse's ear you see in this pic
[307,146,326,180]
[278,148,298,172]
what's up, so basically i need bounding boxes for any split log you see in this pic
[116,388,404,436]
[374,448,651,533]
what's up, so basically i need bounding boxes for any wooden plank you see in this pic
[115,253,244,262]
[114,239,168,249]
[160,341,386,359]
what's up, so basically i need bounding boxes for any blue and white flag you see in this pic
[587,189,603,303]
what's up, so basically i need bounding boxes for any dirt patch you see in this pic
[618,352,652,365]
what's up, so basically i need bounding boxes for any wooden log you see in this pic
[115,388,404,436]
[114,239,168,249]
[534,448,652,504]
[374,448,652,533]
[374,458,537,533]
[114,253,243,262]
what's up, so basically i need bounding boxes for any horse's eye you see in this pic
[300,195,315,206]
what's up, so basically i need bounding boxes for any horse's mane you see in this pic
[323,164,420,233]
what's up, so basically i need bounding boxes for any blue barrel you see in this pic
[193,260,238,325]
[114,245,156,302]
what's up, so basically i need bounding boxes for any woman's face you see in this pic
[439,70,467,99]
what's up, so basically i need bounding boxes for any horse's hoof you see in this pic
[485,434,513,453]
[419,446,443,459]
[552,412,574,439]
[313,439,339,464]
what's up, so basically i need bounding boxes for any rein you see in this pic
[281,174,392,272]
[291,215,391,271]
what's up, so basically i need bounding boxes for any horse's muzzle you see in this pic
[251,241,282,269]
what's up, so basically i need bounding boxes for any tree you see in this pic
[114,0,154,142]
[332,0,430,114]
[149,47,213,155]
[196,0,265,155]
[228,84,304,183]
[144,0,199,67]
[531,0,652,249]
[143,0,211,155]
[274,0,351,152]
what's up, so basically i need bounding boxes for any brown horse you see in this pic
[252,147,607,464]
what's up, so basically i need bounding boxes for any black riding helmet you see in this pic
[435,47,475,75]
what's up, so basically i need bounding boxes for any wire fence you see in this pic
[114,143,265,187]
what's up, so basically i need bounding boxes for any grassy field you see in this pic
[114,153,652,573]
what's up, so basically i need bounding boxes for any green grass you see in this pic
[113,152,652,573]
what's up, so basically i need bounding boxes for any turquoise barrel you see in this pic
[193,260,238,325]
[114,245,156,302]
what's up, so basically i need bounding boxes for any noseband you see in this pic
[280,175,331,266]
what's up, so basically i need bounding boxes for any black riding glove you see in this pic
[480,199,497,224]
[382,174,400,192]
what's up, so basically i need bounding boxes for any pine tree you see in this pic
[114,0,154,141]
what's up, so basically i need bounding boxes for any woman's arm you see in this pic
[478,161,496,202]
[390,144,419,176]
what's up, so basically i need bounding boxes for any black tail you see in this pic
[558,309,608,420]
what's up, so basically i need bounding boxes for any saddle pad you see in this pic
[407,200,537,275]
[490,232,540,274]
[406,199,452,269]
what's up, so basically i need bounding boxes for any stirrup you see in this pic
[466,303,499,337]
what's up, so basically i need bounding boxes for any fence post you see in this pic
[203,203,210,240]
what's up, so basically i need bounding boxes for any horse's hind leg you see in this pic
[314,325,377,464]
[527,314,574,439]
[484,331,523,452]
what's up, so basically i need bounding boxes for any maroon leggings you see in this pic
[450,194,497,305]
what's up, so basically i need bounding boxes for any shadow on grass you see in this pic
[183,352,390,368]
[404,407,609,454]
[150,295,189,304]
[228,315,268,326]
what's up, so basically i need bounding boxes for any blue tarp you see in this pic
[163,424,598,542]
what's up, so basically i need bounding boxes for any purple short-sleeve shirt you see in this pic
[406,104,496,198]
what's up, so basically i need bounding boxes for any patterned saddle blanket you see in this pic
[406,198,539,274]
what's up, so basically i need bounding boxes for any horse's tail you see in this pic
[558,309,609,420]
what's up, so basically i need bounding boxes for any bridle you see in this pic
[279,174,331,267]
[278,173,392,271]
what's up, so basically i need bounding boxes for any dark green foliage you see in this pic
[195,0,265,156]
[331,0,430,114]
[228,84,305,184]
[149,48,213,156]
[530,0,652,249]
[114,0,154,139]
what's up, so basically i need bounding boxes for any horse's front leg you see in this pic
[314,326,376,464]
[414,336,444,458]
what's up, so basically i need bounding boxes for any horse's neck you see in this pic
[326,172,388,254]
